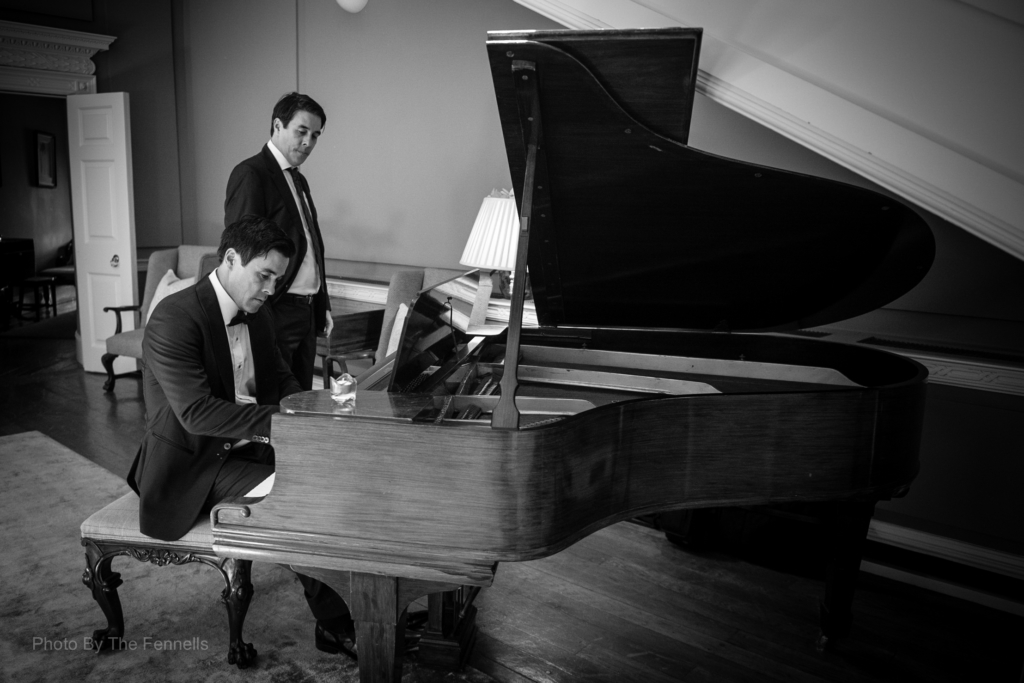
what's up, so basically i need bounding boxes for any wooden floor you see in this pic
[2,305,1023,683]
[1,299,146,478]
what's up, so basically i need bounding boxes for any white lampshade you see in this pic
[459,191,520,271]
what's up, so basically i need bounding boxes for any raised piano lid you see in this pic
[485,28,934,333]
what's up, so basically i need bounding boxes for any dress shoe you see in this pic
[315,621,357,661]
[406,609,428,631]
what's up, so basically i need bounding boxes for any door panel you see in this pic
[67,93,137,373]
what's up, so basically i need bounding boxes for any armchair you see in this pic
[101,245,219,392]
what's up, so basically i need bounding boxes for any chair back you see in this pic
[373,270,423,366]
[140,245,218,320]
[372,267,465,365]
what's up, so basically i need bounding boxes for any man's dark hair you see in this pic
[270,92,327,135]
[218,215,296,264]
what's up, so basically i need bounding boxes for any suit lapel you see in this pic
[195,276,236,403]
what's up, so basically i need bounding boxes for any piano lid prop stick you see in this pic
[493,60,541,430]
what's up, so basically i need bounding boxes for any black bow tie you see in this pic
[228,310,251,327]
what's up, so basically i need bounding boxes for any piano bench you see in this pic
[79,492,257,669]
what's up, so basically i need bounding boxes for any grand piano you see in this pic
[212,28,934,682]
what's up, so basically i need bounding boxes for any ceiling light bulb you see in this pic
[337,0,368,12]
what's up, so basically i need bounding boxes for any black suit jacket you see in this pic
[127,275,302,541]
[224,144,329,330]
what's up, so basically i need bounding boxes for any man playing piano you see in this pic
[127,215,357,659]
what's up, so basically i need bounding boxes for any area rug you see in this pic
[0,431,492,683]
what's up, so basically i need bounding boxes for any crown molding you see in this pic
[0,20,114,96]
[909,353,1024,397]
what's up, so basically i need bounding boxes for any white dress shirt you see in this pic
[209,271,257,406]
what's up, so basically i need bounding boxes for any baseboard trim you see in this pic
[867,519,1024,614]
[868,520,1024,581]
[860,560,1024,617]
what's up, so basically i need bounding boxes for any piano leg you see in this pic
[350,572,403,682]
[291,565,465,683]
[818,499,876,651]
[418,587,481,669]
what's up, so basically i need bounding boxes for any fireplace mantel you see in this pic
[0,20,115,96]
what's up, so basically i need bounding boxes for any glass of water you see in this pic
[330,372,357,406]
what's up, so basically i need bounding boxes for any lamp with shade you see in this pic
[460,188,520,287]
[458,189,522,331]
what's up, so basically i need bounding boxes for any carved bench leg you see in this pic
[101,354,118,392]
[81,539,126,651]
[220,558,257,669]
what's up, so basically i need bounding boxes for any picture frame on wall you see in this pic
[36,132,56,188]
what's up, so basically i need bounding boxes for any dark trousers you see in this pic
[271,294,318,391]
[205,447,353,631]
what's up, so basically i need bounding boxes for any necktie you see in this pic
[286,167,323,279]
[228,310,251,327]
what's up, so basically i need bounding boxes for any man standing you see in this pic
[225,92,333,390]
[128,216,356,658]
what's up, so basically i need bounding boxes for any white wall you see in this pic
[176,0,561,268]
[175,0,297,247]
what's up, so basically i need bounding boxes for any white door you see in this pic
[67,92,137,373]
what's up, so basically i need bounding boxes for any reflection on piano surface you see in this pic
[213,27,934,683]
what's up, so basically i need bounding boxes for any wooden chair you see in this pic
[17,274,58,321]
[102,246,218,392]
[80,492,256,668]
[321,268,464,382]
[39,238,76,287]
[315,308,385,385]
